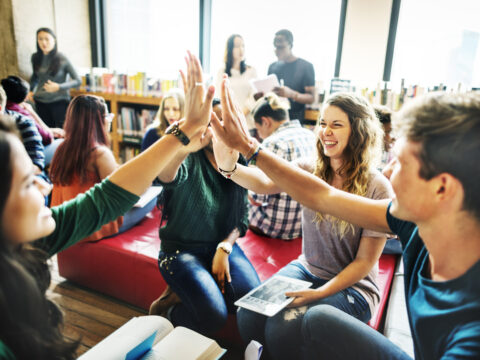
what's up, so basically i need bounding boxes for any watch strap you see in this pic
[166,121,190,145]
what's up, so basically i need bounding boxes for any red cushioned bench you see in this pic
[57,208,397,339]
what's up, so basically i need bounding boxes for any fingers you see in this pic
[210,109,224,137]
[204,85,215,109]
[225,268,231,283]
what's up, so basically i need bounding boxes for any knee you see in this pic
[197,302,228,334]
[302,304,341,341]
[237,307,264,343]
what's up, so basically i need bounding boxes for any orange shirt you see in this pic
[51,171,123,241]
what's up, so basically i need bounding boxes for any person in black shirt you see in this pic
[267,29,315,124]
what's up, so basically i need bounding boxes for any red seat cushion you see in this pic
[58,213,397,340]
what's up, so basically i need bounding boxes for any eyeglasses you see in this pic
[104,113,115,123]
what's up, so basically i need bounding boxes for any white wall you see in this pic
[11,0,91,80]
[340,0,393,87]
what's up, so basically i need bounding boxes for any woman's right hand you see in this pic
[179,52,214,138]
[210,76,254,157]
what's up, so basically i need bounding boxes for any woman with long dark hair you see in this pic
[29,27,80,128]
[215,34,257,129]
[0,53,214,359]
[211,91,393,359]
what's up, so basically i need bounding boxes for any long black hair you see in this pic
[0,115,79,359]
[224,34,246,77]
[32,27,62,76]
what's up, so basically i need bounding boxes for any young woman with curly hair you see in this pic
[212,92,394,360]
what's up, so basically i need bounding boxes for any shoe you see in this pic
[149,285,181,317]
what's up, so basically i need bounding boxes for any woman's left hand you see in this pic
[211,113,239,172]
[285,289,322,308]
[43,80,60,92]
[211,249,231,294]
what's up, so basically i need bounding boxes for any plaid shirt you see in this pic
[249,120,315,239]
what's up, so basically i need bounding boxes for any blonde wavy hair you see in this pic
[152,89,185,137]
[314,92,383,236]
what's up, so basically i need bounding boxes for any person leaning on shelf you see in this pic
[211,89,392,359]
[28,27,81,128]
[215,34,257,130]
[211,87,480,360]
[0,52,214,359]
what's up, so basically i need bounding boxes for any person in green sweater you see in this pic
[147,99,261,335]
[0,52,214,360]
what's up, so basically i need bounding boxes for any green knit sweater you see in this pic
[0,179,138,359]
[158,150,248,253]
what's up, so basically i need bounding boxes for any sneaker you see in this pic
[149,286,181,317]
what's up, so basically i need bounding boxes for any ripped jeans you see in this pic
[236,260,371,360]
[158,243,260,335]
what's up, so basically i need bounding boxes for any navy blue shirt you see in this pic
[387,203,480,360]
[268,58,315,122]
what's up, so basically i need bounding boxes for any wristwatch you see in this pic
[165,121,190,145]
[216,242,232,255]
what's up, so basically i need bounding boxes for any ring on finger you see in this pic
[195,82,203,86]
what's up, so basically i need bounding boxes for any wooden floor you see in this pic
[47,256,244,359]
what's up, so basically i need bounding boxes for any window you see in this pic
[209,0,342,86]
[391,0,480,89]
[105,0,199,78]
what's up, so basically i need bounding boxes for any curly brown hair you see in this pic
[313,92,383,235]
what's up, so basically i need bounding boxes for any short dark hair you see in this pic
[373,105,392,125]
[275,29,294,47]
[1,76,29,104]
[394,92,480,221]
[212,98,221,107]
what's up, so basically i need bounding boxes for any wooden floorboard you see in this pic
[48,255,146,357]
[47,255,244,359]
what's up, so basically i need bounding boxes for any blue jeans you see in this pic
[237,261,371,360]
[302,305,412,359]
[158,243,260,335]
[118,197,156,234]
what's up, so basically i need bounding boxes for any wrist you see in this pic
[216,242,232,255]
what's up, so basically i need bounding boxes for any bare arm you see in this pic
[210,78,391,233]
[94,146,118,180]
[287,235,386,307]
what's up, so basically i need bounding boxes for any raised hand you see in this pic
[211,112,239,172]
[210,75,253,157]
[179,51,214,137]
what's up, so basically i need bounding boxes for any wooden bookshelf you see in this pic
[70,90,162,162]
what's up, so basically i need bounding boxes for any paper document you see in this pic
[250,74,280,94]
[134,186,162,208]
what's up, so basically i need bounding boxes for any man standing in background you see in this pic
[268,29,315,125]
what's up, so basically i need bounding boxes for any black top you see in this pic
[268,58,315,122]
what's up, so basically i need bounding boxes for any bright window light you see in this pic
[391,0,480,89]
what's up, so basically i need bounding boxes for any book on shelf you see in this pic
[81,68,180,98]
[78,315,226,360]
[235,275,312,317]
[120,146,141,163]
[118,107,157,138]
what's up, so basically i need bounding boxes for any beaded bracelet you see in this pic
[218,164,237,178]
[246,143,262,166]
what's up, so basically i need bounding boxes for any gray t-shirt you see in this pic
[30,52,80,103]
[297,162,394,316]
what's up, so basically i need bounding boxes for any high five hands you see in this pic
[177,51,215,150]
[210,74,254,157]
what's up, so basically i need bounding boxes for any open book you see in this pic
[134,186,162,208]
[79,315,226,360]
[235,275,312,317]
